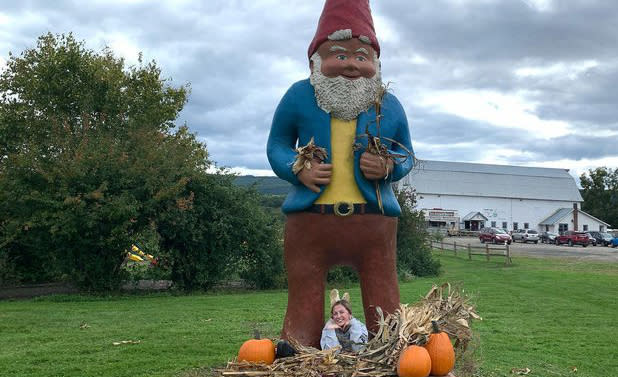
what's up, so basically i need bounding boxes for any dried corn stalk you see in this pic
[356,83,413,214]
[361,283,480,367]
[216,283,480,377]
[292,137,328,175]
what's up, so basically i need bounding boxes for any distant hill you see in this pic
[234,175,290,195]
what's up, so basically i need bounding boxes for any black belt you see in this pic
[307,202,382,216]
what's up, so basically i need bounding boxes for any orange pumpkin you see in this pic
[237,331,275,364]
[397,345,431,377]
[423,321,455,376]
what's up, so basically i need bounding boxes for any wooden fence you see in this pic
[428,239,512,265]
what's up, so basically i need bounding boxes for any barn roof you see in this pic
[462,211,488,221]
[539,208,611,226]
[538,208,573,225]
[399,160,583,202]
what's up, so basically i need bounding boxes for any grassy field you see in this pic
[0,253,616,377]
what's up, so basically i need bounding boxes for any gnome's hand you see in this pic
[360,152,393,180]
[297,159,332,193]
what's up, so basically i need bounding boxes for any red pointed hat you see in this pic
[307,0,380,59]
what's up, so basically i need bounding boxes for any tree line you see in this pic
[580,167,618,229]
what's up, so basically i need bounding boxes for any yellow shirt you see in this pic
[315,118,366,204]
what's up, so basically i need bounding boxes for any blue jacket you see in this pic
[266,79,414,216]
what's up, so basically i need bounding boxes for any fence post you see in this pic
[440,239,444,251]
[506,243,511,265]
[485,243,490,261]
[468,244,472,260]
[453,241,457,256]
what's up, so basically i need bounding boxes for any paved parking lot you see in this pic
[445,236,618,262]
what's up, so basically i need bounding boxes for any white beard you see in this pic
[309,53,382,121]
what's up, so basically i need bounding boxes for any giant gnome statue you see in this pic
[267,0,414,347]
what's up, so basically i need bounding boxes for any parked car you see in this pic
[586,232,597,246]
[479,227,512,244]
[511,229,540,243]
[589,231,614,246]
[555,231,589,247]
[540,231,558,244]
[585,233,597,246]
[611,237,618,248]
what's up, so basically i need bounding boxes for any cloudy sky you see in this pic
[1,0,617,181]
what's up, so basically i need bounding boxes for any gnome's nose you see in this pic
[342,61,361,79]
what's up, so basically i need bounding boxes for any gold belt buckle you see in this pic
[334,201,354,217]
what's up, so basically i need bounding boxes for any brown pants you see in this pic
[281,212,400,348]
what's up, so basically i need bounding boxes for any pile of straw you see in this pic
[217,283,480,377]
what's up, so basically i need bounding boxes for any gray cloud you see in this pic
[527,134,618,161]
[411,107,522,145]
[377,1,618,62]
[1,0,617,173]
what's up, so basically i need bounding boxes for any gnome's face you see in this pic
[315,38,377,80]
[309,37,381,121]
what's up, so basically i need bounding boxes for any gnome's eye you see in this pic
[336,54,347,60]
[356,56,367,62]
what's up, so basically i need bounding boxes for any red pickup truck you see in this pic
[555,231,589,247]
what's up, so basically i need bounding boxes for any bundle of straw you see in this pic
[292,137,328,175]
[217,283,480,377]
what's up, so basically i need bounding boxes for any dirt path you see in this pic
[0,280,172,300]
[0,283,79,300]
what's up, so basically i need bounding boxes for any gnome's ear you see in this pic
[329,289,340,307]
[309,59,314,72]
[342,292,350,303]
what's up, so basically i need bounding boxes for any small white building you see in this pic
[399,160,611,233]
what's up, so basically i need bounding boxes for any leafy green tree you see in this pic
[158,173,285,290]
[0,33,194,288]
[395,187,441,277]
[580,167,618,228]
[1,33,285,290]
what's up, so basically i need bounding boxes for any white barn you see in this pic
[398,160,611,233]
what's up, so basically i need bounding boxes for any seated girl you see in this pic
[320,299,368,352]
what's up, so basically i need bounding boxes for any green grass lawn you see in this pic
[1,253,616,377]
